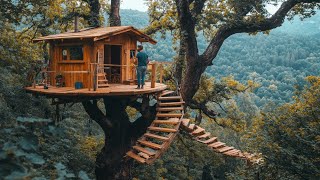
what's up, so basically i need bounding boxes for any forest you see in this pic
[0,0,319,180]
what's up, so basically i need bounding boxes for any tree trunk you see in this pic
[82,96,157,179]
[110,0,121,26]
[87,0,101,27]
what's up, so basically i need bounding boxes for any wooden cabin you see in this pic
[33,26,157,90]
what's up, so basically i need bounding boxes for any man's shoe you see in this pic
[136,86,140,89]
[141,86,144,89]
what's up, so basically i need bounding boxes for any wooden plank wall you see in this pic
[48,33,138,88]
[49,39,93,88]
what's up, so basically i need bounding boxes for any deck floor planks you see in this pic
[25,82,167,97]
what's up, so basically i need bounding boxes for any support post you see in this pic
[160,64,163,84]
[151,63,157,88]
[94,63,97,91]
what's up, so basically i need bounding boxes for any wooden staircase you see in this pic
[180,119,262,163]
[126,90,262,165]
[126,90,184,164]
[97,72,109,88]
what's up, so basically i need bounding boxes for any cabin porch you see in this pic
[25,82,167,97]
[26,62,170,97]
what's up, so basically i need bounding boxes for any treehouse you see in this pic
[26,26,166,97]
[25,26,260,166]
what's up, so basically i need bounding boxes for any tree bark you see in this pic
[109,0,121,26]
[87,0,101,27]
[82,96,157,179]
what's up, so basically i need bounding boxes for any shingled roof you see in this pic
[33,26,157,44]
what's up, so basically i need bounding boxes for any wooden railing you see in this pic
[32,61,173,91]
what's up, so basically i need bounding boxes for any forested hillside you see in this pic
[0,3,319,179]
[120,9,320,105]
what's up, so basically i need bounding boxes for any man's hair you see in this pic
[138,45,143,51]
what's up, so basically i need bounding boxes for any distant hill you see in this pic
[115,9,320,106]
[274,13,320,35]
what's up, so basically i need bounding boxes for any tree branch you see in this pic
[82,100,113,134]
[201,0,319,65]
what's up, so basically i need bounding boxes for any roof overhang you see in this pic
[33,26,157,44]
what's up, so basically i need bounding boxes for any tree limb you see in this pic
[201,0,319,65]
[82,100,113,134]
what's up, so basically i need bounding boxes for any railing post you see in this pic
[159,64,163,84]
[93,63,97,91]
[151,63,157,88]
[88,64,91,91]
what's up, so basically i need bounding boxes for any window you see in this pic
[130,50,136,59]
[61,46,83,61]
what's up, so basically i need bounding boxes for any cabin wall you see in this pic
[49,39,93,88]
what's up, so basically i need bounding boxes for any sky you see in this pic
[122,0,148,12]
[121,0,281,14]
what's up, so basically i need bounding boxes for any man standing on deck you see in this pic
[135,45,149,89]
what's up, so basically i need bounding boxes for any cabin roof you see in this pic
[33,26,157,44]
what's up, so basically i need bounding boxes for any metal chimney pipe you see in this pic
[74,15,79,32]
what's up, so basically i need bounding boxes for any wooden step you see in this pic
[133,146,156,156]
[197,132,211,139]
[138,152,150,159]
[138,140,162,150]
[188,124,195,131]
[208,142,226,148]
[156,113,183,118]
[148,127,177,133]
[157,107,183,112]
[224,149,240,156]
[181,119,190,127]
[98,84,109,88]
[98,79,108,82]
[158,96,181,101]
[191,126,205,135]
[97,73,106,77]
[200,137,217,144]
[216,146,234,153]
[126,151,146,163]
[153,118,180,125]
[144,133,169,141]
[159,101,185,107]
[160,90,175,97]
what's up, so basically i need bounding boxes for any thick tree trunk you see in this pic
[87,0,101,27]
[110,0,121,26]
[82,96,157,179]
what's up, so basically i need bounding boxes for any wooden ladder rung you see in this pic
[157,107,183,111]
[148,127,177,133]
[133,146,156,156]
[200,137,217,144]
[217,146,234,153]
[144,133,169,141]
[138,140,162,150]
[197,132,211,139]
[153,118,180,125]
[126,151,146,163]
[158,96,181,101]
[160,90,175,97]
[159,101,185,107]
[208,142,226,148]
[156,113,183,118]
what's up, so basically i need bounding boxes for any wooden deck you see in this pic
[25,82,167,97]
